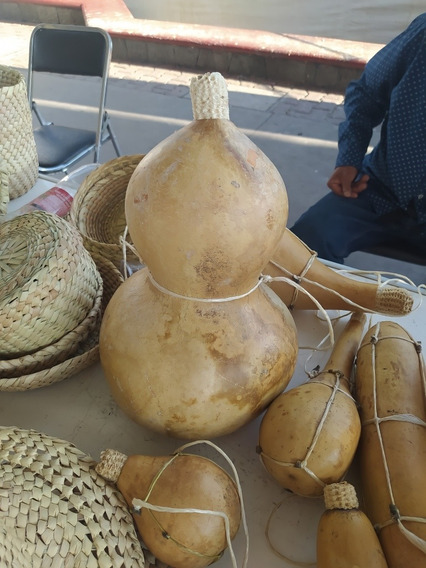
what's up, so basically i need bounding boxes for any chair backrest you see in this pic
[27,23,113,165]
[28,23,111,81]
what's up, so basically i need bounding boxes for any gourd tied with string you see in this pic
[355,321,426,568]
[258,312,365,497]
[99,72,298,439]
[265,229,414,315]
[96,442,244,568]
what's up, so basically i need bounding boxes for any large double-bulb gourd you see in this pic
[100,72,298,439]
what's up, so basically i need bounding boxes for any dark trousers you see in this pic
[290,190,426,264]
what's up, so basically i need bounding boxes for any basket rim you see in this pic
[69,154,144,263]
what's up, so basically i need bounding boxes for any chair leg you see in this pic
[102,112,121,157]
[32,101,53,126]
[107,122,121,156]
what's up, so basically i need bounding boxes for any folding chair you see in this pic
[27,23,121,174]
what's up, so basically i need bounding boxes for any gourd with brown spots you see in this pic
[100,72,298,439]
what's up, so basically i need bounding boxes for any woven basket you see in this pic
[0,248,124,391]
[89,249,125,313]
[0,426,146,567]
[0,281,102,379]
[0,160,8,216]
[0,211,103,357]
[0,65,38,214]
[69,154,144,269]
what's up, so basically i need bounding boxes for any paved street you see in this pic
[1,21,424,284]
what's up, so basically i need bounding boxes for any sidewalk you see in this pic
[0,0,382,92]
[1,20,424,285]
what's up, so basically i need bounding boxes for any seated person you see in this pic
[290,13,426,265]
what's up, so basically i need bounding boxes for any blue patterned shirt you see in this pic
[336,13,426,222]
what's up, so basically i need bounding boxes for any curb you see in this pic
[0,0,382,92]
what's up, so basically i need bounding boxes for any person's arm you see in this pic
[333,14,425,194]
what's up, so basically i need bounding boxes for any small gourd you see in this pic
[96,448,241,568]
[317,481,388,568]
[258,312,364,497]
[265,229,413,316]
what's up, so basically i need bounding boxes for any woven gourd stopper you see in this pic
[375,287,414,315]
[96,448,128,482]
[190,72,230,120]
[324,481,359,510]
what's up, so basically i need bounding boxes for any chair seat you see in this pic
[34,125,96,169]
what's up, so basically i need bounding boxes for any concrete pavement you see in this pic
[1,20,424,285]
[0,0,381,92]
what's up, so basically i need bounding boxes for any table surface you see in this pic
[2,181,425,567]
[1,307,425,567]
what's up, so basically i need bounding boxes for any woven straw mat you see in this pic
[0,211,102,357]
[0,426,146,567]
[0,65,38,214]
[69,154,144,269]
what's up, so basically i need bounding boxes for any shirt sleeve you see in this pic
[336,14,425,171]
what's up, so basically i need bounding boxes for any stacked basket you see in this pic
[69,154,145,275]
[0,210,108,391]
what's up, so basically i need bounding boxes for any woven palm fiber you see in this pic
[0,281,102,379]
[0,246,129,390]
[89,249,125,314]
[0,426,146,567]
[0,161,8,217]
[0,65,38,214]
[0,211,103,357]
[323,481,359,510]
[69,154,144,269]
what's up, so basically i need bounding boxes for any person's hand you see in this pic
[327,166,369,198]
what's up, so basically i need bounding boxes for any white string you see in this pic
[145,270,335,349]
[363,413,426,427]
[132,439,249,568]
[264,496,316,567]
[258,372,353,491]
[120,226,144,279]
[262,274,335,350]
[148,270,264,303]
[359,323,426,553]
